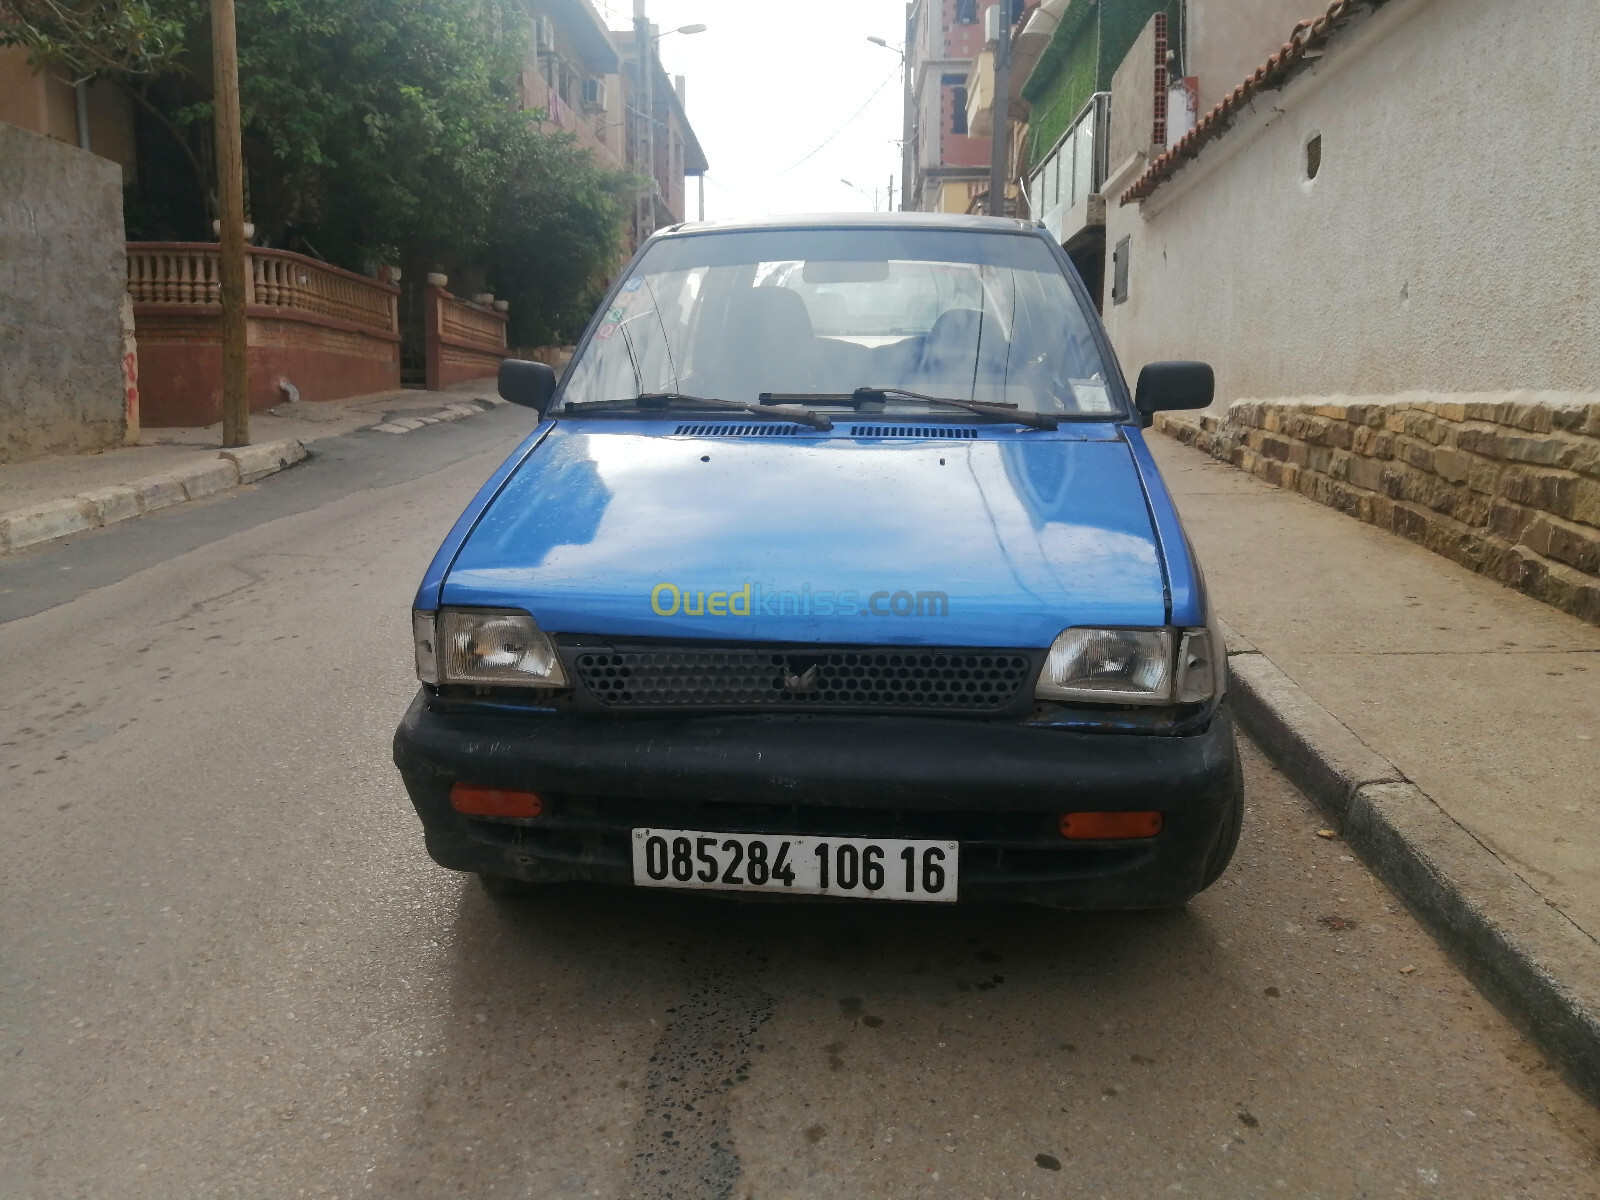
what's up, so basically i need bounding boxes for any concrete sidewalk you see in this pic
[0,381,506,554]
[1150,431,1600,1092]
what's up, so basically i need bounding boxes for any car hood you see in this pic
[442,423,1168,648]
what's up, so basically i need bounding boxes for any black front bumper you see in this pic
[392,691,1240,908]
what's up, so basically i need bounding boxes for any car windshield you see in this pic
[559,227,1122,418]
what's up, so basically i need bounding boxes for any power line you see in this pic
[777,67,900,176]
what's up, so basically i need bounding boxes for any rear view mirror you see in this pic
[802,259,891,284]
[1134,361,1214,424]
[498,359,558,415]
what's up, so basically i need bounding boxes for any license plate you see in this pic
[631,828,959,902]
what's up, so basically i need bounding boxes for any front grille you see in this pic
[568,646,1035,712]
[673,423,810,436]
[850,425,979,438]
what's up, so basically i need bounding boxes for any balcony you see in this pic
[1027,91,1109,250]
[521,70,619,168]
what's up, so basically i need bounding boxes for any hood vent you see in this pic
[673,423,809,437]
[850,425,979,439]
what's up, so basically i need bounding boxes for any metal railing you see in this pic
[126,243,398,334]
[1027,92,1110,244]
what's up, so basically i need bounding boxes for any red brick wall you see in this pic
[424,288,507,392]
[134,306,400,426]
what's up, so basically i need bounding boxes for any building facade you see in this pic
[521,0,625,170]
[0,46,137,176]
[1103,0,1600,624]
[613,24,708,247]
[1104,0,1600,405]
[905,0,994,213]
[951,0,1305,299]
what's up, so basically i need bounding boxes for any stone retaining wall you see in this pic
[1158,394,1600,624]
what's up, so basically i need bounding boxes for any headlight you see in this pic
[416,608,568,687]
[1036,628,1173,704]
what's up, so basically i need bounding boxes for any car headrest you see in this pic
[728,286,816,343]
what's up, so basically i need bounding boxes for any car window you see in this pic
[561,228,1119,417]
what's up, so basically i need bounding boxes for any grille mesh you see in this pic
[850,425,979,439]
[570,648,1033,711]
[673,423,809,436]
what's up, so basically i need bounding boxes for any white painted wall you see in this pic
[1101,0,1600,409]
[1185,0,1319,111]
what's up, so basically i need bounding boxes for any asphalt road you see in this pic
[2,409,1598,1199]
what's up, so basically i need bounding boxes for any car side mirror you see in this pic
[1134,361,1214,426]
[498,359,558,415]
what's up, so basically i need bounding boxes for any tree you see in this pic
[4,0,632,341]
[0,0,184,80]
[486,124,637,346]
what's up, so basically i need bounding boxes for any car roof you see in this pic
[656,212,1041,238]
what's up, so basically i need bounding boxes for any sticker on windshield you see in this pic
[605,305,626,323]
[595,322,619,340]
[1070,379,1115,412]
[621,275,645,293]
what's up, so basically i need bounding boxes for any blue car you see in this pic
[393,213,1239,908]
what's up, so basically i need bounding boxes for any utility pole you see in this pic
[888,175,895,212]
[633,0,654,244]
[901,3,915,210]
[986,0,1010,218]
[212,0,249,446]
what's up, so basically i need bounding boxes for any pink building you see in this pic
[906,0,996,211]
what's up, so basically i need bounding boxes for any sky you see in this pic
[587,0,910,220]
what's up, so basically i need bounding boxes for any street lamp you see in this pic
[871,33,914,210]
[840,178,879,212]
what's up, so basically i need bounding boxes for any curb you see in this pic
[0,438,306,557]
[368,397,506,434]
[1222,621,1600,1102]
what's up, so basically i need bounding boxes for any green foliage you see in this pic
[485,132,639,347]
[6,0,631,340]
[219,0,532,261]
[1026,23,1097,168]
[1020,0,1182,170]
[0,0,185,80]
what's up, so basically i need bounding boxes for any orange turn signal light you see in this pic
[450,784,544,818]
[1059,811,1163,840]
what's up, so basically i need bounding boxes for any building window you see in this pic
[955,0,977,23]
[942,73,969,138]
[1112,236,1130,305]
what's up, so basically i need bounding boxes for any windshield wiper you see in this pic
[763,387,1058,431]
[565,392,834,431]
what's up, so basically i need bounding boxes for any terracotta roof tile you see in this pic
[1120,0,1369,205]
